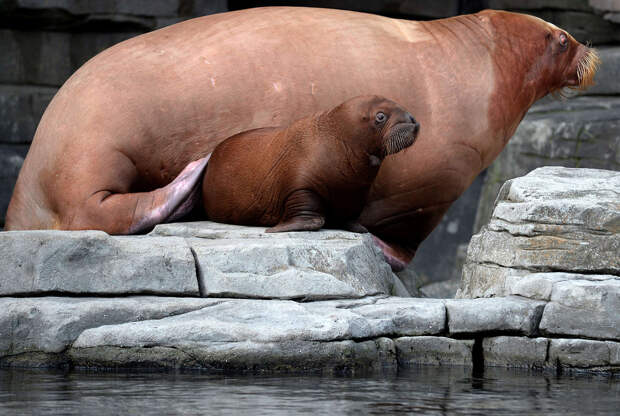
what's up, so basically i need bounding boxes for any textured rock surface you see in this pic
[395,337,474,366]
[446,297,546,336]
[539,278,620,340]
[548,338,617,371]
[0,231,199,296]
[154,221,407,299]
[461,167,620,299]
[71,297,446,349]
[68,296,448,371]
[0,297,216,359]
[0,222,406,299]
[483,336,549,369]
[1,291,618,373]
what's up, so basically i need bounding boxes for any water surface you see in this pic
[1,366,618,415]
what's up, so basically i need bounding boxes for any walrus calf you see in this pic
[202,95,419,233]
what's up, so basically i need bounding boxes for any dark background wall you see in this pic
[1,0,618,290]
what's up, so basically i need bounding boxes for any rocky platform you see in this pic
[1,167,619,374]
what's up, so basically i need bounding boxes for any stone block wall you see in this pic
[1,0,618,288]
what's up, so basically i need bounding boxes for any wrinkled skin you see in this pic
[203,95,419,233]
[6,7,598,270]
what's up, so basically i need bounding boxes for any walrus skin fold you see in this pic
[5,7,599,271]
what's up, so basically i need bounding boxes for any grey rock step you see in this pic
[0,297,217,357]
[68,296,448,371]
[0,231,199,296]
[463,167,620,299]
[71,297,447,350]
[446,296,546,336]
[482,336,549,369]
[69,339,392,374]
[155,221,408,300]
[395,337,474,367]
[0,221,407,300]
[540,278,620,340]
[548,338,620,371]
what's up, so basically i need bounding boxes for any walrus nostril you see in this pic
[406,113,416,124]
[413,123,420,134]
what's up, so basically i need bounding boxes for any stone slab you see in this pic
[0,297,217,357]
[540,278,620,340]
[71,297,447,349]
[446,297,546,336]
[548,338,617,370]
[155,221,405,300]
[66,296,448,371]
[482,336,549,368]
[463,167,620,299]
[394,337,474,367]
[0,231,199,295]
[69,339,390,374]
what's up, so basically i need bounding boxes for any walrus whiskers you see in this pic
[574,47,600,91]
[552,47,600,99]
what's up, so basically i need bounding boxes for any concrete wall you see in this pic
[1,0,618,285]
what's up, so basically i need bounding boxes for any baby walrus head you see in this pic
[323,95,420,167]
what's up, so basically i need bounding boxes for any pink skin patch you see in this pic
[371,235,410,272]
[128,155,210,233]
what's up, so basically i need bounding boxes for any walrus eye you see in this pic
[559,32,568,49]
[375,112,386,123]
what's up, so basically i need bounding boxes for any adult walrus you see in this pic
[6,7,599,270]
[203,95,419,232]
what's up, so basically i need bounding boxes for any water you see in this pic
[1,366,618,415]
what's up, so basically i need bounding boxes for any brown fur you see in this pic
[202,95,418,232]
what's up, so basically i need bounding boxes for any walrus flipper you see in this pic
[80,156,210,235]
[126,156,210,233]
[266,189,325,233]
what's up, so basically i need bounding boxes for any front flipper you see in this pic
[265,189,325,233]
[77,156,210,234]
[266,216,325,233]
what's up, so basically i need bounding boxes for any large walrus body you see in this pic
[6,7,598,270]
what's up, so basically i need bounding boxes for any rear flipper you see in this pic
[76,156,210,234]
[371,235,415,272]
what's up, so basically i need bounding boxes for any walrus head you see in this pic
[482,10,600,101]
[327,95,420,164]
